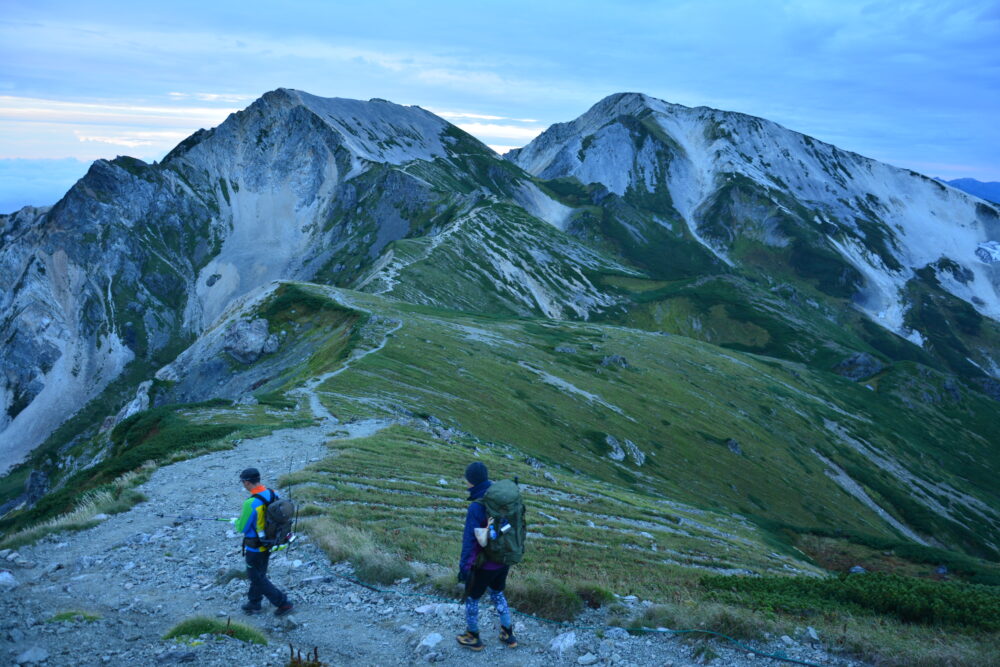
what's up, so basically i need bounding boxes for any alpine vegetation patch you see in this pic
[163,616,268,645]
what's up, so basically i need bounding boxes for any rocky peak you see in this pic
[508,90,1000,343]
[284,89,454,164]
[165,88,456,175]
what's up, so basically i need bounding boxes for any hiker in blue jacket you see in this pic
[456,461,517,650]
[235,467,294,616]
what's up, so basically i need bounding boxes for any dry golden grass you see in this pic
[0,461,156,549]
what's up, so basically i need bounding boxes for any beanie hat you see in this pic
[464,461,488,486]
[239,467,261,483]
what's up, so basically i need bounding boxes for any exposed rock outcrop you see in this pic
[833,352,885,381]
[223,319,280,364]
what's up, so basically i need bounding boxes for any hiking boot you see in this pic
[456,630,484,651]
[274,602,295,617]
[241,602,262,615]
[499,625,518,648]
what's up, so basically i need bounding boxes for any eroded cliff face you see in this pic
[0,157,218,472]
[0,89,500,470]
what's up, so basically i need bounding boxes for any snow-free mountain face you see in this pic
[508,92,1000,378]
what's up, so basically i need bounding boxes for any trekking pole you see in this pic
[154,512,235,522]
[284,455,296,558]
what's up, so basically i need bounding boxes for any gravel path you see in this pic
[0,350,865,666]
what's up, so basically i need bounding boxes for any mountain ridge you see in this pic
[937,177,1000,205]
[508,91,1000,326]
[2,89,999,566]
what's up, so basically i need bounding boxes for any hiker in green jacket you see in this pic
[235,467,294,616]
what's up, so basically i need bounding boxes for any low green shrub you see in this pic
[762,521,1000,586]
[163,616,266,645]
[4,405,247,538]
[576,583,616,609]
[255,391,297,410]
[505,574,583,621]
[353,550,413,586]
[701,573,1000,631]
[634,601,774,640]
[1,464,154,548]
[47,610,101,623]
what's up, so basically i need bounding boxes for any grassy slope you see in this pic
[264,285,999,562]
[284,425,807,598]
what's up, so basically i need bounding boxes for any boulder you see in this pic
[550,631,576,655]
[0,570,18,589]
[832,352,885,381]
[624,439,646,465]
[16,646,49,664]
[24,469,49,505]
[108,380,153,432]
[601,354,629,368]
[223,318,280,364]
[605,435,626,462]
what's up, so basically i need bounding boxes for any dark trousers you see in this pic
[466,566,509,600]
[245,549,287,608]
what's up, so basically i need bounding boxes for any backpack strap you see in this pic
[252,490,279,506]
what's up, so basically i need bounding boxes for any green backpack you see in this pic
[475,479,526,566]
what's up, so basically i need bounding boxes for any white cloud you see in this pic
[457,122,544,141]
[74,129,190,148]
[0,96,237,127]
[168,92,255,103]
[430,109,538,123]
[487,144,521,155]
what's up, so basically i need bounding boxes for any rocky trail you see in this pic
[0,375,863,666]
[0,420,865,667]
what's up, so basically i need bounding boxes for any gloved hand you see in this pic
[457,567,470,583]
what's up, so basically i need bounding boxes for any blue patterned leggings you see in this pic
[464,566,512,632]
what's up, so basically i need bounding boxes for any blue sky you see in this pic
[1,0,998,212]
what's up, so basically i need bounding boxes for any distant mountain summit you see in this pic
[510,92,1000,331]
[938,177,1000,204]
